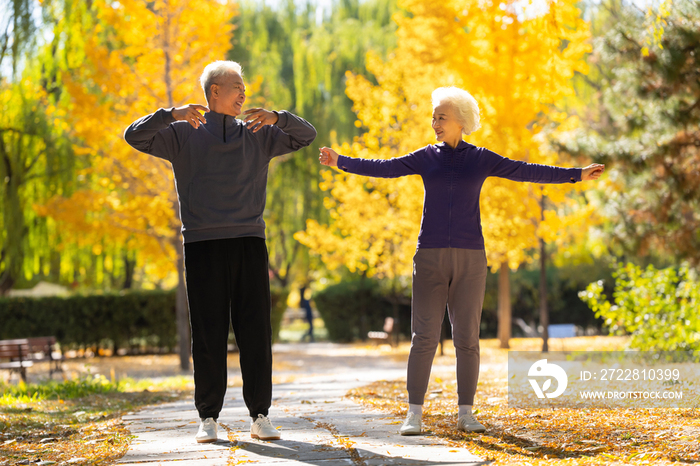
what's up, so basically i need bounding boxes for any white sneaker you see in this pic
[456,413,485,433]
[195,417,218,443]
[250,414,281,440]
[399,412,422,436]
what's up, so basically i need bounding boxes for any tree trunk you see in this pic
[391,260,399,347]
[360,272,368,341]
[439,307,449,356]
[173,233,190,371]
[0,135,25,295]
[540,195,549,353]
[497,262,511,349]
[122,253,135,289]
[161,18,190,370]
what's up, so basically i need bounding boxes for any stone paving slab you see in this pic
[117,344,487,466]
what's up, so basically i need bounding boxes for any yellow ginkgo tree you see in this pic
[297,0,597,347]
[39,0,236,369]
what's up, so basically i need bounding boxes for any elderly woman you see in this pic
[319,86,604,435]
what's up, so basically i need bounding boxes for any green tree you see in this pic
[232,0,398,288]
[558,0,700,265]
[0,0,76,294]
[581,262,700,351]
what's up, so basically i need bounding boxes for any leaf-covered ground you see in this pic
[0,348,325,465]
[348,337,700,465]
[4,337,698,465]
[0,376,193,466]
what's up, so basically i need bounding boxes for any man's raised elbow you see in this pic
[123,127,147,152]
[298,127,317,148]
[308,128,318,145]
[123,126,137,145]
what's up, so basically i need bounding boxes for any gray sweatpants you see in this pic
[407,248,487,406]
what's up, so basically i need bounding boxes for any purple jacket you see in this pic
[337,141,582,250]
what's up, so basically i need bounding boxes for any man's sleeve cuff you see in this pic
[274,110,288,127]
[162,107,177,124]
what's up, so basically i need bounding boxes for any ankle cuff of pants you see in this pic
[250,410,269,419]
[407,392,425,405]
[457,393,475,406]
[199,413,218,420]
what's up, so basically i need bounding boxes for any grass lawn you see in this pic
[348,337,700,465]
[0,376,193,465]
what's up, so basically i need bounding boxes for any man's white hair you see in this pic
[200,61,243,103]
[431,87,481,135]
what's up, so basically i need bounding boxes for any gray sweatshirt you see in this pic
[124,108,317,243]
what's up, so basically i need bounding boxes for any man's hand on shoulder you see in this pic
[243,108,279,133]
[172,104,209,129]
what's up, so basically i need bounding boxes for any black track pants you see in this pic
[184,237,272,420]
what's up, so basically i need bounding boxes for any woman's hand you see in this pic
[581,163,605,181]
[172,104,209,129]
[319,147,339,167]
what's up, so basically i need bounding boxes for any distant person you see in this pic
[124,60,316,443]
[318,86,603,436]
[299,286,314,342]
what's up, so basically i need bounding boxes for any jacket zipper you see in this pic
[223,115,227,142]
[448,146,454,247]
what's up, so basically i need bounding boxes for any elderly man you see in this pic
[124,61,316,443]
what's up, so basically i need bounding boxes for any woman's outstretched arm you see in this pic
[485,148,604,184]
[318,146,422,178]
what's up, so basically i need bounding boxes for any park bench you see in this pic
[368,317,395,346]
[0,336,64,382]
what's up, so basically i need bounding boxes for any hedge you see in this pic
[479,263,610,338]
[0,290,177,352]
[315,261,610,342]
[0,287,289,352]
[313,279,411,342]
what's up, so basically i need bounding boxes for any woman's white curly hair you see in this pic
[431,86,481,135]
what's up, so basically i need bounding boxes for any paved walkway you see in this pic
[116,343,486,465]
